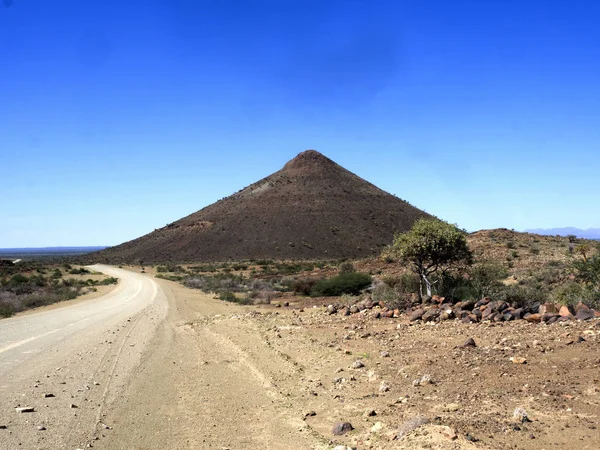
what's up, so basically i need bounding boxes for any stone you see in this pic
[351,360,365,369]
[422,309,440,322]
[37,425,46,431]
[524,313,542,323]
[379,381,391,393]
[371,421,384,433]
[559,305,574,317]
[397,416,429,439]
[439,425,457,440]
[444,403,461,412]
[576,308,595,321]
[380,350,390,358]
[410,309,425,321]
[341,307,351,316]
[513,407,530,423]
[15,407,35,413]
[303,411,316,418]
[44,393,55,398]
[332,422,353,436]
[350,305,359,314]
[364,409,377,417]
[462,338,477,348]
[0,425,7,429]
[510,356,527,364]
[327,305,337,315]
[439,309,454,321]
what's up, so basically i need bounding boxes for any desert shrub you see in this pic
[310,272,372,297]
[468,262,509,300]
[506,241,516,249]
[217,290,238,302]
[69,267,90,275]
[529,245,540,255]
[217,290,251,305]
[291,278,318,296]
[552,282,594,307]
[381,273,421,294]
[156,263,185,273]
[498,279,550,308]
[339,261,356,274]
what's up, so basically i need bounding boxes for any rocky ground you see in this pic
[240,298,600,449]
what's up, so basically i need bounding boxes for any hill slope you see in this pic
[91,150,431,263]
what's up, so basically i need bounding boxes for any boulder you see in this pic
[576,308,595,321]
[422,309,440,322]
[410,309,425,322]
[559,305,573,317]
[332,422,354,436]
[524,313,542,323]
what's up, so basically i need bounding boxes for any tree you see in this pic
[386,218,472,300]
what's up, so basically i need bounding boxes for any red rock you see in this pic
[524,313,542,323]
[575,301,591,313]
[559,305,573,317]
[393,308,401,318]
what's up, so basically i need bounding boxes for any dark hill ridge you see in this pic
[92,150,431,263]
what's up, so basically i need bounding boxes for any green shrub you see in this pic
[310,272,372,297]
[291,278,317,296]
[339,261,356,274]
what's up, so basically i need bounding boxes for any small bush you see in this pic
[291,278,318,296]
[339,261,355,274]
[310,272,372,297]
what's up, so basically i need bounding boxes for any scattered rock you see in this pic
[70,404,78,409]
[15,407,35,413]
[364,409,377,417]
[351,360,365,369]
[332,422,354,436]
[44,393,55,398]
[510,356,527,364]
[380,350,390,358]
[396,415,429,439]
[462,338,477,348]
[371,421,384,433]
[37,425,46,431]
[413,374,432,387]
[379,381,391,393]
[513,407,531,423]
[439,425,457,440]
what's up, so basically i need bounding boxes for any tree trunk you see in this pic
[422,274,432,298]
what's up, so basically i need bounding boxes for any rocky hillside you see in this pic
[90,150,431,263]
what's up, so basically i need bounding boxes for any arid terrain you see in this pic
[2,264,598,449]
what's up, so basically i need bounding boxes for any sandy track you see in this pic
[0,265,168,450]
[94,278,326,449]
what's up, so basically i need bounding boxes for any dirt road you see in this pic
[0,267,327,450]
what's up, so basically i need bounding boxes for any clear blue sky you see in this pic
[1,0,599,247]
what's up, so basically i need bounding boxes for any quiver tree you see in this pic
[385,218,472,300]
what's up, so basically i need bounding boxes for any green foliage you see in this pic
[386,218,472,298]
[469,261,509,299]
[310,272,372,297]
[552,282,594,307]
[291,278,317,296]
[156,263,186,273]
[338,261,356,274]
[68,267,90,275]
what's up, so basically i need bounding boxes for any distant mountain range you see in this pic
[0,247,107,260]
[525,227,600,240]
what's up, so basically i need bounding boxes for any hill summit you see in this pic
[93,150,431,263]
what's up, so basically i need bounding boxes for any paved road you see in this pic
[0,265,168,450]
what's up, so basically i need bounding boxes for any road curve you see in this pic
[0,265,168,450]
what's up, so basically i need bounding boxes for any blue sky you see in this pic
[1,0,599,247]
